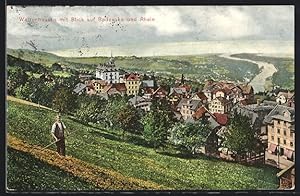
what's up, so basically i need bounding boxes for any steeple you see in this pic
[108,50,115,66]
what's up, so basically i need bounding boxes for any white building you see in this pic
[95,57,119,84]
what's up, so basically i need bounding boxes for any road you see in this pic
[219,54,278,93]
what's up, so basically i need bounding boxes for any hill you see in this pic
[8,135,164,191]
[7,48,260,83]
[7,147,99,191]
[7,97,279,190]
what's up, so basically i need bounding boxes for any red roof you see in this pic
[213,87,231,95]
[195,92,208,100]
[144,87,155,94]
[213,113,228,126]
[178,84,192,92]
[153,87,167,96]
[113,83,127,92]
[86,84,95,90]
[126,73,140,81]
[240,99,248,105]
[193,106,208,120]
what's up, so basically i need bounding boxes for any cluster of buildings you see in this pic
[72,57,295,190]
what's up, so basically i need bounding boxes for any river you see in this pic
[219,54,278,93]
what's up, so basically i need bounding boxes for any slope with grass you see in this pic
[7,147,99,191]
[7,98,279,190]
[7,135,165,191]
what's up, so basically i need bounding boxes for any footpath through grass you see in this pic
[7,99,279,190]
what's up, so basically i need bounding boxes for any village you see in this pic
[70,56,295,190]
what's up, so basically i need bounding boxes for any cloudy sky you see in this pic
[7,6,294,55]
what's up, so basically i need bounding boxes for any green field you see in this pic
[7,147,99,191]
[7,99,279,190]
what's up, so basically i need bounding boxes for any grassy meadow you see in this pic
[7,99,279,190]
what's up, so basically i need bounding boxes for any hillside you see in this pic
[7,48,260,83]
[7,147,99,191]
[8,135,164,191]
[7,97,279,190]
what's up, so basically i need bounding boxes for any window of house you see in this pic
[277,138,280,144]
[271,136,274,141]
[283,129,286,136]
[290,142,293,147]
[277,129,280,134]
[129,90,131,94]
[283,139,286,145]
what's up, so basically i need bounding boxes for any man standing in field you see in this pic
[51,114,68,156]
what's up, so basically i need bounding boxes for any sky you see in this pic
[7,6,294,56]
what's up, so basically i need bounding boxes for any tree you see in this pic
[52,87,77,114]
[51,63,63,71]
[104,95,128,128]
[116,104,142,139]
[223,112,261,161]
[75,95,108,124]
[15,77,55,107]
[142,109,172,149]
[170,121,212,154]
[7,67,29,95]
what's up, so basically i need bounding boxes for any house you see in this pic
[73,83,86,95]
[102,83,127,97]
[173,111,182,121]
[277,164,295,190]
[208,97,232,114]
[232,99,277,145]
[179,98,203,120]
[190,106,227,156]
[78,74,93,82]
[212,88,231,100]
[168,87,189,106]
[276,91,294,105]
[203,80,249,104]
[287,94,295,108]
[124,73,141,96]
[142,87,155,100]
[86,84,96,96]
[93,80,108,94]
[239,84,254,103]
[153,86,168,99]
[230,86,244,103]
[84,79,108,94]
[264,105,295,169]
[191,92,208,103]
[128,95,152,112]
[141,80,155,88]
[95,57,119,84]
